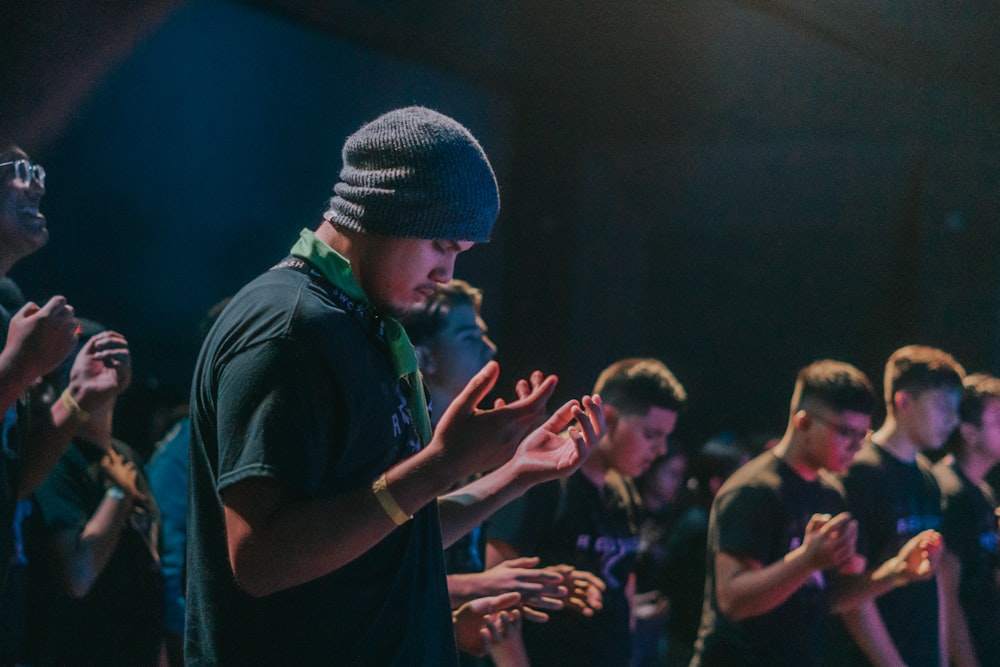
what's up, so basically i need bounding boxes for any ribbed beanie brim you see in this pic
[324,106,499,242]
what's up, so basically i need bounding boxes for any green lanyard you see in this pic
[286,229,432,445]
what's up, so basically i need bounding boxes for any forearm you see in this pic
[715,548,819,621]
[226,445,458,597]
[0,353,35,415]
[64,491,134,597]
[448,572,489,609]
[832,559,908,612]
[839,601,906,667]
[438,464,527,548]
[17,398,86,499]
[488,629,531,667]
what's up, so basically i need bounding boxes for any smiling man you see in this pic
[691,360,942,667]
[185,107,605,666]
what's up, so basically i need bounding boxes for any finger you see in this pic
[37,295,69,316]
[514,378,531,400]
[521,605,550,623]
[501,556,541,569]
[15,301,40,319]
[529,370,544,390]
[523,595,564,611]
[442,361,500,418]
[806,513,832,534]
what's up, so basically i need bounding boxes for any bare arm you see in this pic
[839,601,906,667]
[19,330,131,498]
[223,362,564,597]
[438,394,604,547]
[52,491,135,597]
[715,512,857,621]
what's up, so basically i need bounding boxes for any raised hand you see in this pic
[101,449,147,504]
[431,361,559,479]
[534,565,605,619]
[2,296,78,381]
[452,591,522,657]
[502,394,605,489]
[892,529,943,583]
[801,512,859,572]
[67,330,131,410]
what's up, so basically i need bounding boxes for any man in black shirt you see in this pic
[186,107,605,665]
[692,360,942,667]
[934,372,1000,666]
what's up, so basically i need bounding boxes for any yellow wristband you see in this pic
[372,473,411,526]
[60,388,91,423]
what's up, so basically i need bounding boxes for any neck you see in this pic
[957,451,997,485]
[772,431,819,481]
[872,416,919,462]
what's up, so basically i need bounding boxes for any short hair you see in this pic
[883,345,965,409]
[791,359,876,416]
[958,373,1000,427]
[400,279,483,346]
[592,358,686,416]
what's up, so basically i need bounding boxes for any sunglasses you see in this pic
[0,160,46,187]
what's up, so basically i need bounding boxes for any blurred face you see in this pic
[0,150,48,267]
[966,398,1000,463]
[899,387,961,451]
[352,236,473,316]
[424,303,496,396]
[649,454,687,504]
[606,406,678,478]
[804,409,872,474]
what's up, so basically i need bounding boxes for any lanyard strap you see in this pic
[270,256,432,445]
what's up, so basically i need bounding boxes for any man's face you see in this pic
[804,409,871,474]
[900,387,961,451]
[0,152,48,265]
[605,406,678,478]
[966,398,1000,463]
[352,235,473,317]
[424,303,496,396]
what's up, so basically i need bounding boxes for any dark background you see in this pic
[3,0,999,455]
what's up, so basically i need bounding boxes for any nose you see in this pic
[432,256,456,284]
[654,436,668,457]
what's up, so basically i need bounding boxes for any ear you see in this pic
[892,390,910,414]
[414,345,436,376]
[791,409,811,433]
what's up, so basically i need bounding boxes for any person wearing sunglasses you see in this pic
[691,360,942,667]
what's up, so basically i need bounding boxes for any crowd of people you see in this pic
[0,106,997,667]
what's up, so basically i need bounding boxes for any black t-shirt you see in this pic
[24,438,164,666]
[933,458,1000,663]
[186,265,456,666]
[827,441,942,667]
[489,469,642,667]
[691,451,844,667]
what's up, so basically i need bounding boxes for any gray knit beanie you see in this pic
[323,106,499,242]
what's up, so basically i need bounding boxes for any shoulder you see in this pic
[931,459,962,497]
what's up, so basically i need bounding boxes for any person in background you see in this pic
[488,358,687,667]
[933,372,1000,667]
[692,359,943,667]
[403,279,602,665]
[829,345,964,667]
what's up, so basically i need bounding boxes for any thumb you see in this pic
[37,295,69,316]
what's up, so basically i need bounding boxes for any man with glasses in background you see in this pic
[691,360,942,667]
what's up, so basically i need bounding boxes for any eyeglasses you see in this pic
[0,160,45,187]
[809,411,871,443]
